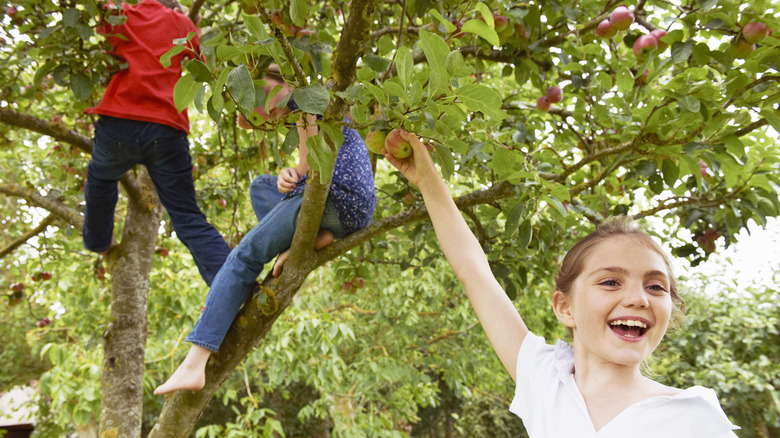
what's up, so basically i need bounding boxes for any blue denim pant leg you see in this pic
[186,193,305,351]
[83,117,144,253]
[249,174,285,221]
[140,125,231,286]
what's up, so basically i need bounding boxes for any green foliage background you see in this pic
[0,0,778,436]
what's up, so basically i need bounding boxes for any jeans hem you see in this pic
[185,336,219,353]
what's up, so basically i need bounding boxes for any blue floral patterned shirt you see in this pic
[285,101,376,235]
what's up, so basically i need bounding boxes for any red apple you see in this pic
[351,277,365,289]
[384,129,412,159]
[610,5,634,31]
[633,68,649,86]
[742,22,769,44]
[37,318,51,328]
[217,198,227,208]
[546,86,562,103]
[493,14,509,34]
[650,29,668,50]
[96,267,106,280]
[698,160,708,177]
[633,34,659,59]
[597,19,617,38]
[537,95,551,112]
[10,282,24,292]
[40,272,52,281]
[341,281,353,291]
[31,272,42,282]
[727,38,755,59]
[365,130,387,154]
[238,112,253,130]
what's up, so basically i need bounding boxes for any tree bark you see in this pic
[99,168,163,437]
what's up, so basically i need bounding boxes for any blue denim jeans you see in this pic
[186,174,346,351]
[83,116,231,286]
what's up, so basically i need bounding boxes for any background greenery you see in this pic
[1,0,778,436]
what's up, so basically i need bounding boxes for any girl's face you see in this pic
[553,235,673,368]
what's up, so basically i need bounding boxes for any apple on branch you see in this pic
[633,34,659,60]
[384,129,412,159]
[742,22,770,44]
[537,96,551,112]
[597,19,617,38]
[546,86,563,103]
[610,5,634,30]
[365,130,388,155]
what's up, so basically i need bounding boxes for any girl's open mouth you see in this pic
[609,319,648,338]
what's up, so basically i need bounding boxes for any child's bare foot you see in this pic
[272,229,334,277]
[154,345,212,395]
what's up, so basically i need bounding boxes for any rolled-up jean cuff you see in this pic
[185,336,219,353]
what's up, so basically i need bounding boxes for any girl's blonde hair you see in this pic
[554,216,685,329]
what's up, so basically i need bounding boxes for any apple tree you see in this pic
[0,0,778,436]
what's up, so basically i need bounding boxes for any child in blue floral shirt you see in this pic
[155,73,376,394]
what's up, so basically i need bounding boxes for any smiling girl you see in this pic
[383,132,738,437]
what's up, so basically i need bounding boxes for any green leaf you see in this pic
[243,12,270,41]
[461,19,500,46]
[445,50,471,78]
[475,2,494,27]
[648,173,664,194]
[504,201,526,237]
[317,121,344,152]
[363,54,391,73]
[671,41,694,63]
[226,65,256,111]
[173,74,200,112]
[518,219,532,250]
[678,95,700,112]
[432,144,455,179]
[662,159,679,186]
[760,108,780,133]
[457,84,506,120]
[290,0,308,26]
[70,73,92,101]
[283,128,299,155]
[616,66,633,93]
[306,135,335,184]
[160,45,185,68]
[395,46,413,87]
[292,84,330,115]
[186,60,212,82]
[427,9,456,33]
[419,31,451,88]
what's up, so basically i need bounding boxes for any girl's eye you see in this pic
[599,279,620,287]
[647,284,668,293]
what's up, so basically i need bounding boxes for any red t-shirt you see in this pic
[85,0,200,134]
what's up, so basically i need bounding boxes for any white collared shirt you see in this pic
[509,333,739,437]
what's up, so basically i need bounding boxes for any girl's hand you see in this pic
[382,131,438,190]
[277,167,300,193]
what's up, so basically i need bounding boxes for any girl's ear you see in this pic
[552,290,576,328]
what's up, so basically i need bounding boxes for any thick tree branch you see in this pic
[0,183,84,230]
[0,213,58,260]
[314,180,515,267]
[0,106,144,201]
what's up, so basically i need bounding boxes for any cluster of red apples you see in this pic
[536,86,562,112]
[728,22,771,59]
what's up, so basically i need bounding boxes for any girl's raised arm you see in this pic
[384,132,528,381]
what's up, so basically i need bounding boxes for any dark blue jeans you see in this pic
[83,115,231,286]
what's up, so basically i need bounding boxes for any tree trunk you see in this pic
[99,169,162,437]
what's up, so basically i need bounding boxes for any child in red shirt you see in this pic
[83,0,230,286]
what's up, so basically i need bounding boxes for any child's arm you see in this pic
[383,132,529,381]
[278,113,315,193]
